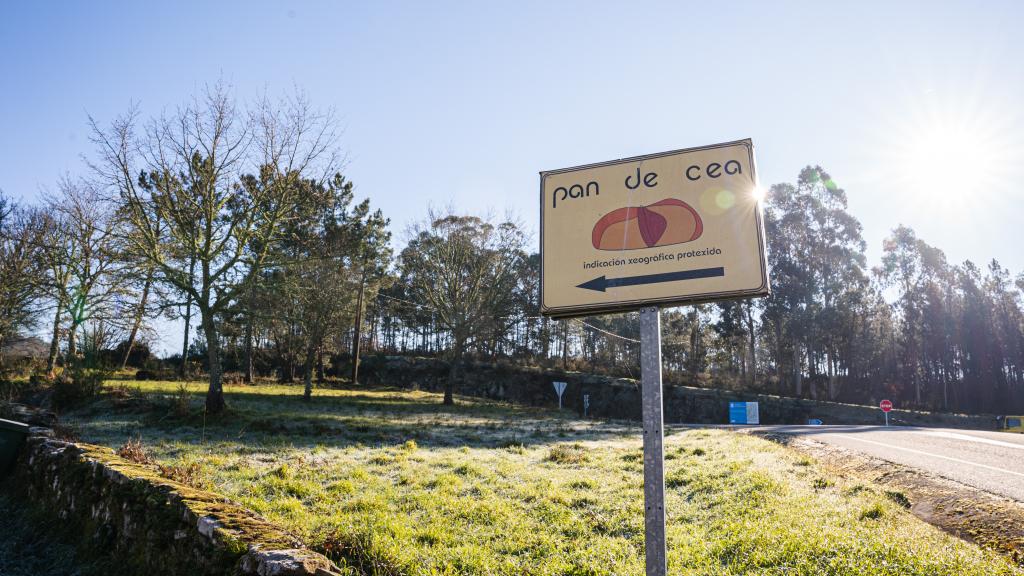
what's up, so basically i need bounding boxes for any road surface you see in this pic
[755,425,1024,502]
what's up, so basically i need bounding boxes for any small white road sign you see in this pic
[552,381,567,410]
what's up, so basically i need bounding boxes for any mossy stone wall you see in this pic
[10,435,344,576]
[360,355,996,429]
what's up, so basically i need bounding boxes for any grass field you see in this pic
[64,380,1022,576]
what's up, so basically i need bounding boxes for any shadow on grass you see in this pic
[67,384,638,452]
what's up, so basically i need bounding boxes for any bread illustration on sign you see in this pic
[592,198,703,251]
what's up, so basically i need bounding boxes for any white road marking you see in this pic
[832,434,1024,479]
[915,430,1024,450]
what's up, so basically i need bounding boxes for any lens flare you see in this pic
[750,185,766,203]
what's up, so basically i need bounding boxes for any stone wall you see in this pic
[9,433,346,576]
[359,355,998,430]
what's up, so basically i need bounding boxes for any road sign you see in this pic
[552,381,567,410]
[880,399,893,427]
[539,141,772,576]
[1002,416,1023,433]
[540,139,768,318]
[807,418,823,426]
[729,401,760,425]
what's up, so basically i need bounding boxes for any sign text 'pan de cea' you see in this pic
[539,139,769,317]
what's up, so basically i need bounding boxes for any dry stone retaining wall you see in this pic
[9,433,345,576]
[359,355,997,429]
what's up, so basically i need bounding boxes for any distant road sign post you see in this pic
[552,381,567,410]
[540,140,769,576]
[880,399,893,426]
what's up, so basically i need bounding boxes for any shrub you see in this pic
[52,368,107,408]
[159,462,206,489]
[117,437,152,464]
[172,383,191,417]
[546,443,589,465]
[885,490,912,508]
[860,502,885,520]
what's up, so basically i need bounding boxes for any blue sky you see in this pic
[3,1,1023,350]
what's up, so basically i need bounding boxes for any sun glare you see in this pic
[903,120,1001,202]
[750,185,767,203]
[880,89,1020,215]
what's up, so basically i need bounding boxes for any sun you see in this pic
[901,117,1002,203]
[882,90,1018,214]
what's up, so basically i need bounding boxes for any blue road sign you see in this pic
[729,402,760,424]
[807,419,823,426]
[729,402,746,424]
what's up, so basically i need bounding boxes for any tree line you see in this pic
[1,88,1022,415]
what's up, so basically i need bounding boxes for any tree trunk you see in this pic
[445,340,462,405]
[202,313,225,414]
[180,258,195,379]
[827,349,837,400]
[121,270,153,369]
[243,280,254,383]
[445,359,457,405]
[302,344,316,401]
[68,325,77,364]
[316,345,325,384]
[46,303,62,375]
[351,269,366,385]
[745,305,756,388]
[793,345,802,397]
[561,320,568,370]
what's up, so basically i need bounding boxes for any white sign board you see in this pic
[552,381,567,409]
[746,401,760,425]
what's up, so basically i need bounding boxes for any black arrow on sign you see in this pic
[576,266,725,292]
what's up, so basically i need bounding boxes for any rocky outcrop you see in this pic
[358,355,997,429]
[9,434,347,576]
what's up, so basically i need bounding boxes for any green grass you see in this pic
[65,379,1022,576]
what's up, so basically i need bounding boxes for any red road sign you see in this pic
[880,399,893,412]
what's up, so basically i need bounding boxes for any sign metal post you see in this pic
[639,306,666,576]
[538,140,772,576]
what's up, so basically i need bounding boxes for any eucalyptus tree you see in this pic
[90,87,341,413]
[399,210,527,404]
[761,166,867,400]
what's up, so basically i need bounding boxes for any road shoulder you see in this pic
[753,431,1024,566]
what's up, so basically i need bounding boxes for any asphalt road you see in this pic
[755,425,1024,502]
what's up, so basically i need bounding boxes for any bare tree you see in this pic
[90,86,340,413]
[44,178,125,365]
[0,190,46,367]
